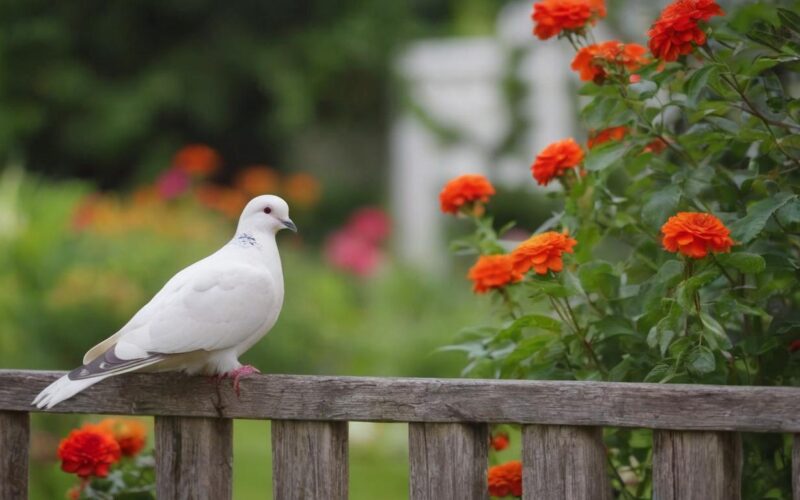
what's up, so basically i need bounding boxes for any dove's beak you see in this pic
[282,219,298,232]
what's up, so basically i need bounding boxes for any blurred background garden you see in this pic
[0,0,796,498]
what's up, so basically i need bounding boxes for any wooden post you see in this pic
[272,420,348,500]
[0,411,28,500]
[522,425,610,500]
[408,422,488,500]
[653,430,741,500]
[155,416,233,500]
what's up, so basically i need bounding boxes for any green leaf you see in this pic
[730,192,797,244]
[686,345,716,375]
[716,252,766,274]
[778,8,800,34]
[686,65,719,106]
[699,312,732,350]
[584,141,628,172]
[642,185,681,229]
[578,261,618,298]
[628,80,657,99]
[644,363,671,383]
[676,269,721,309]
[526,279,575,298]
[493,314,562,343]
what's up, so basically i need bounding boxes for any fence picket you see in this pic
[155,416,233,500]
[271,420,348,500]
[0,411,28,500]
[653,430,741,500]
[522,425,610,499]
[408,422,489,500]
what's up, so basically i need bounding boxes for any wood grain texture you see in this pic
[653,430,741,500]
[794,434,800,500]
[522,425,610,500]
[408,422,488,500]
[155,416,233,500]
[271,420,348,500]
[0,411,28,500]
[4,370,800,431]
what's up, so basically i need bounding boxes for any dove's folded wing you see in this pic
[119,262,279,356]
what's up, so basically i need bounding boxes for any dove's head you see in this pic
[237,195,297,235]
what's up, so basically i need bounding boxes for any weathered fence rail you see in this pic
[1,369,799,499]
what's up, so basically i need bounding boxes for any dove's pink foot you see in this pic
[224,365,261,397]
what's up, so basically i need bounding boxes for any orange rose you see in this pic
[58,424,121,478]
[531,139,584,186]
[172,144,221,177]
[468,254,522,294]
[488,460,523,497]
[195,185,249,219]
[661,212,734,258]
[648,0,724,62]
[439,174,496,215]
[531,0,606,40]
[511,231,577,275]
[571,41,648,83]
[587,126,628,149]
[98,418,147,457]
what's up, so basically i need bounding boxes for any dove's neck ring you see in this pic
[230,229,284,287]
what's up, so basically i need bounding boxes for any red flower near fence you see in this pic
[661,212,733,259]
[488,460,523,497]
[648,0,724,61]
[58,424,121,478]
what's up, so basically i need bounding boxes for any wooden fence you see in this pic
[1,369,800,499]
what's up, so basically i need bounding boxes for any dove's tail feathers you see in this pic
[33,349,165,409]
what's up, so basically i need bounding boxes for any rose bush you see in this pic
[443,0,800,496]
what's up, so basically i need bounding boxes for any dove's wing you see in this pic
[116,259,280,357]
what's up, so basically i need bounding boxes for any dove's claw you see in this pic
[225,365,261,397]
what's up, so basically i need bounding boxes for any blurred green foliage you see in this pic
[0,0,504,189]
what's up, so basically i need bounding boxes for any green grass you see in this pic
[233,420,409,500]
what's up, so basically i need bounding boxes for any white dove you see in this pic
[33,194,296,409]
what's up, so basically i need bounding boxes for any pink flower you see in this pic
[156,168,190,200]
[324,229,383,277]
[348,207,391,244]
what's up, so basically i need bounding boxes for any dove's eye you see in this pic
[263,207,272,214]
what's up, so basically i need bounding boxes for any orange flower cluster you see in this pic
[58,424,121,478]
[488,460,523,497]
[661,212,733,258]
[512,231,577,275]
[440,174,496,215]
[58,418,148,480]
[587,126,628,149]
[648,0,724,61]
[468,254,521,294]
[571,41,648,83]
[531,0,606,40]
[531,138,584,186]
[491,432,510,451]
[98,418,147,457]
